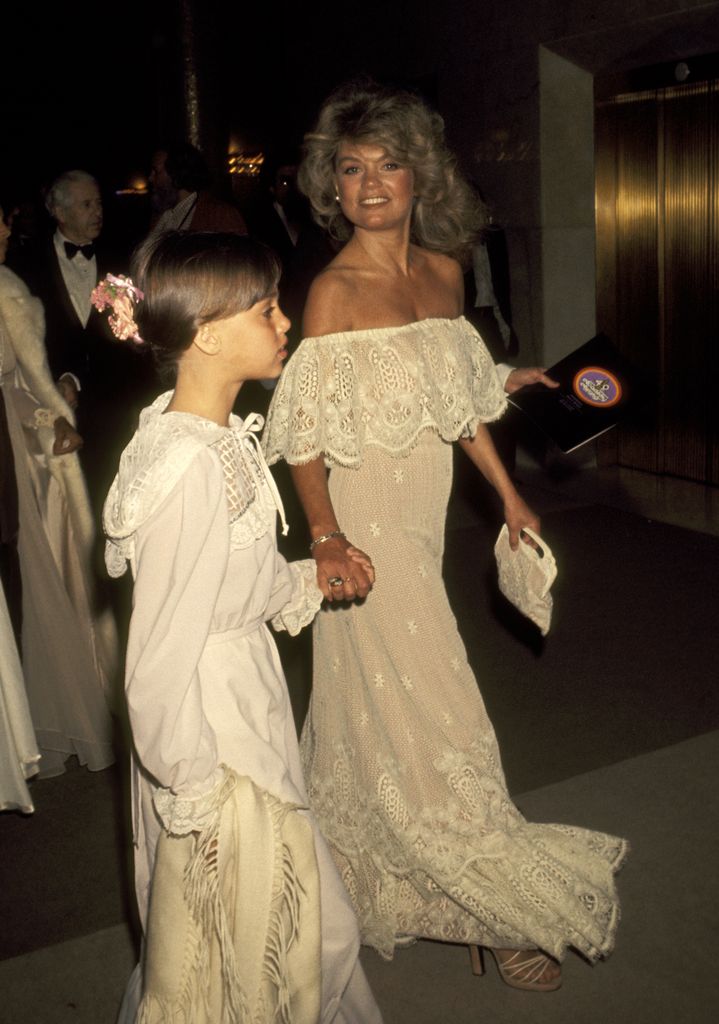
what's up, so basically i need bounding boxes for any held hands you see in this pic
[504,367,559,395]
[312,535,376,602]
[53,416,83,455]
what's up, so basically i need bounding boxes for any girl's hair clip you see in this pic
[91,273,145,343]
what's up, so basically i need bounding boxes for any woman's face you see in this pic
[334,140,415,233]
[0,208,11,264]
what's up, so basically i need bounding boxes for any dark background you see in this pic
[0,0,443,257]
[0,1,433,194]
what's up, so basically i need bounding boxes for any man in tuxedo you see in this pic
[18,169,151,511]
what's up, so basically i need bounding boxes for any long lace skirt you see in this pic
[301,432,627,961]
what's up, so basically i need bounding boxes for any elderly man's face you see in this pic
[56,180,103,243]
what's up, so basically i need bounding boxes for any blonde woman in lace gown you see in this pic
[103,232,382,1024]
[0,210,116,778]
[263,81,628,991]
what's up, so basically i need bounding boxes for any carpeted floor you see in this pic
[445,502,719,792]
[2,731,717,1023]
[1,481,718,1022]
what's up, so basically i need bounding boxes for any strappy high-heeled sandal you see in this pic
[469,945,562,992]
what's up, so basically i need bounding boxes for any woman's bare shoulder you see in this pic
[303,264,359,337]
[421,248,463,284]
[411,248,464,316]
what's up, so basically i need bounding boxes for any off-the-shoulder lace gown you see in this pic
[264,317,628,963]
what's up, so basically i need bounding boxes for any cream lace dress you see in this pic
[105,395,382,1024]
[0,265,116,778]
[264,316,628,962]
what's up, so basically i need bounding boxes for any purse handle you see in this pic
[518,526,546,559]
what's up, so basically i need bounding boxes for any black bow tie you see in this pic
[64,241,95,260]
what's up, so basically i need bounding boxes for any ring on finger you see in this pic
[328,576,343,587]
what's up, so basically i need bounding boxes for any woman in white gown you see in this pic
[0,207,116,779]
[263,81,628,991]
[102,232,382,1023]
[0,576,40,812]
[0,313,39,813]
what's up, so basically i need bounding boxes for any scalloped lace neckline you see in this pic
[304,315,468,343]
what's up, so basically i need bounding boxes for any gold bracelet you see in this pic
[309,530,345,551]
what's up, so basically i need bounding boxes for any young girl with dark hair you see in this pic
[101,232,381,1024]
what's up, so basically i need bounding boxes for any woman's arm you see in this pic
[279,269,375,602]
[290,458,374,602]
[0,281,75,425]
[458,424,540,549]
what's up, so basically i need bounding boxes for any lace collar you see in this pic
[104,392,287,577]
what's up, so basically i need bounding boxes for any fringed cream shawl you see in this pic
[139,768,321,1024]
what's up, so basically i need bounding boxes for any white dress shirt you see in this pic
[53,230,97,328]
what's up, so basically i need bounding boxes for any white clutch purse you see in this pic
[494,525,557,636]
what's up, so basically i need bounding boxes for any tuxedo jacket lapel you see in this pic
[48,243,85,332]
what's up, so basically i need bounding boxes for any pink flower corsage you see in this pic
[91,273,145,343]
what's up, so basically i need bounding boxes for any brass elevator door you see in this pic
[595,79,719,484]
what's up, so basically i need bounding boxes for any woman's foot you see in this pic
[469,945,562,992]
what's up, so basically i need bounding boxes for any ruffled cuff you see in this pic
[27,404,75,432]
[31,407,55,429]
[152,765,228,835]
[271,559,323,636]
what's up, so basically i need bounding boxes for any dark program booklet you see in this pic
[508,334,639,453]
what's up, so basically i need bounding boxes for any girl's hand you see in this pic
[313,536,375,602]
[503,495,540,550]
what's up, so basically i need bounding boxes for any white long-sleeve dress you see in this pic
[104,394,382,1024]
[0,579,40,812]
[263,316,628,963]
[0,265,116,778]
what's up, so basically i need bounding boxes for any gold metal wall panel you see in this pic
[662,83,712,480]
[595,79,719,483]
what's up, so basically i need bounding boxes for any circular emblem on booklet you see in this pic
[572,366,622,408]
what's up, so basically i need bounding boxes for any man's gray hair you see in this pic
[46,170,99,217]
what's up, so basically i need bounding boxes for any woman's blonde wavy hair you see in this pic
[298,79,485,263]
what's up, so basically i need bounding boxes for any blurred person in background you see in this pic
[0,202,117,778]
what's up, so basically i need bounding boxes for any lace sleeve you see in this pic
[263,317,507,467]
[270,559,324,636]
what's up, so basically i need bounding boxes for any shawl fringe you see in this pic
[137,768,320,1024]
